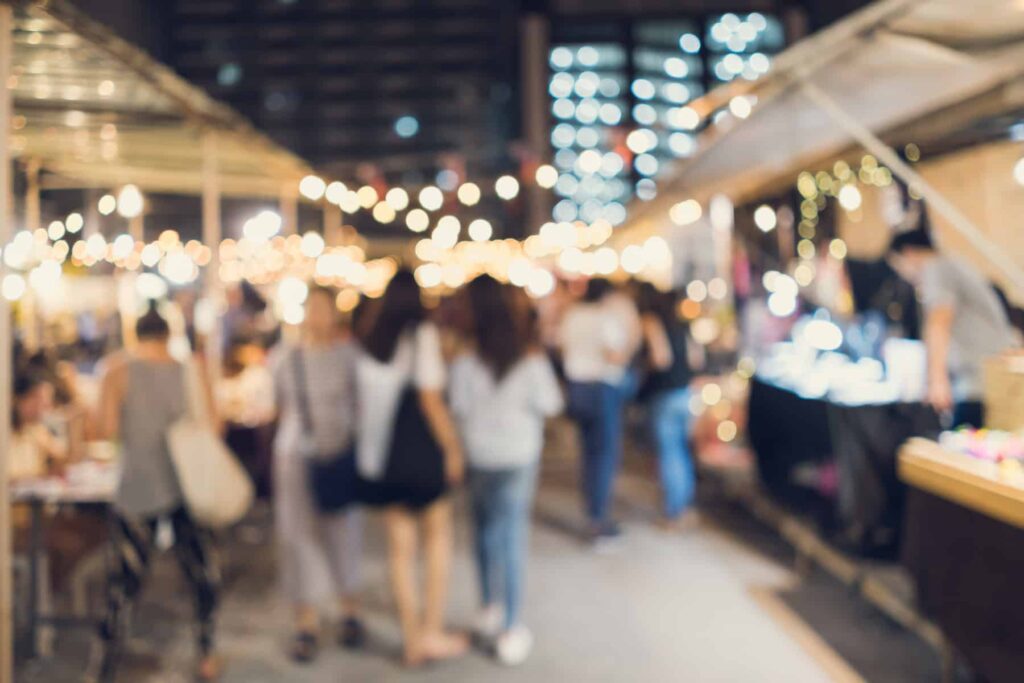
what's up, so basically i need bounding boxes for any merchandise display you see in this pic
[754,313,926,406]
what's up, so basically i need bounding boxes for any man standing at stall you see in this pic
[889,228,1018,427]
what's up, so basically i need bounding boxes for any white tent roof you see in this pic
[619,0,1024,241]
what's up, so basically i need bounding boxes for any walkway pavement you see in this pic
[20,424,844,682]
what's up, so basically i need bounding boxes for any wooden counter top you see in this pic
[898,438,1024,530]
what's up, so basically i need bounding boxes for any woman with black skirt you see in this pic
[354,269,468,667]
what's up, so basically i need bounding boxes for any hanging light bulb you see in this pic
[117,184,144,218]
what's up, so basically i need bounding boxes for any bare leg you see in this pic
[421,498,468,660]
[384,506,423,666]
[294,604,319,634]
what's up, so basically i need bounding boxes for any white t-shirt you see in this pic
[559,303,629,383]
[450,352,563,469]
[355,322,446,479]
[604,291,642,358]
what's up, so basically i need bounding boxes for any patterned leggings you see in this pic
[100,506,220,655]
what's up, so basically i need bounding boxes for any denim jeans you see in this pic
[469,464,538,630]
[649,387,696,518]
[567,381,624,526]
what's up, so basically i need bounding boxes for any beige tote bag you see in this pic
[167,359,253,528]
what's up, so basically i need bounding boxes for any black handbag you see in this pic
[292,349,360,513]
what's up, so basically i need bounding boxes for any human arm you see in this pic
[419,389,465,485]
[641,313,673,371]
[530,354,565,417]
[447,355,474,421]
[194,354,223,435]
[415,324,464,484]
[920,262,956,413]
[924,304,955,413]
[95,354,127,442]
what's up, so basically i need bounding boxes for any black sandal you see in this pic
[290,631,319,663]
[339,617,367,649]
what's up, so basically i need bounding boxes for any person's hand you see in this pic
[927,373,954,414]
[444,447,465,486]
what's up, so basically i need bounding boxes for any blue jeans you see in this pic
[567,381,624,526]
[649,388,696,518]
[469,464,538,629]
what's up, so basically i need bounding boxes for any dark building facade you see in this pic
[167,0,520,185]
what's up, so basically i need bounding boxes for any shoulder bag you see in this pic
[378,333,447,501]
[292,348,361,513]
[167,359,254,528]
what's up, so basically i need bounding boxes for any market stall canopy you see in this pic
[5,0,313,198]
[619,0,1024,242]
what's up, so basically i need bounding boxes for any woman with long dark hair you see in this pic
[354,269,467,666]
[637,284,697,528]
[450,275,562,665]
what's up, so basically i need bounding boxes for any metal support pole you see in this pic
[24,158,39,232]
[323,202,341,240]
[280,183,298,236]
[801,81,1024,296]
[520,13,550,237]
[201,131,223,382]
[84,188,100,238]
[129,214,144,242]
[0,6,16,680]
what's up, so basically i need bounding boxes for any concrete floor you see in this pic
[20,417,881,683]
[19,473,841,682]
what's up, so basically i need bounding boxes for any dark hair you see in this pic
[466,275,530,380]
[889,228,934,255]
[13,369,50,430]
[307,284,336,305]
[636,282,677,322]
[136,300,170,340]
[583,278,612,303]
[361,269,425,362]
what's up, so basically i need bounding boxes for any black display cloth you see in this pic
[903,488,1024,683]
[829,402,940,553]
[747,378,939,552]
[747,378,833,521]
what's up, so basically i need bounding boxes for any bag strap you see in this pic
[291,348,315,433]
[182,358,207,424]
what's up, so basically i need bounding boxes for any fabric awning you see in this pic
[7,0,313,198]
[619,0,1024,242]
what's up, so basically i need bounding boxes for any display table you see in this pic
[747,378,939,552]
[899,439,1024,683]
[11,462,118,659]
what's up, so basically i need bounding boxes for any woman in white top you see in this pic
[559,279,630,544]
[354,269,468,666]
[450,276,563,665]
[271,286,364,662]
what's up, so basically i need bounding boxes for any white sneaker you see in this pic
[473,604,505,641]
[495,625,533,666]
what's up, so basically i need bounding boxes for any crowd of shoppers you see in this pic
[13,269,701,681]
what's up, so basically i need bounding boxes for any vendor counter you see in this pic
[747,377,940,553]
[899,439,1024,683]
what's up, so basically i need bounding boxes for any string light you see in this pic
[299,175,326,200]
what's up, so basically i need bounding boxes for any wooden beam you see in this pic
[0,6,15,679]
